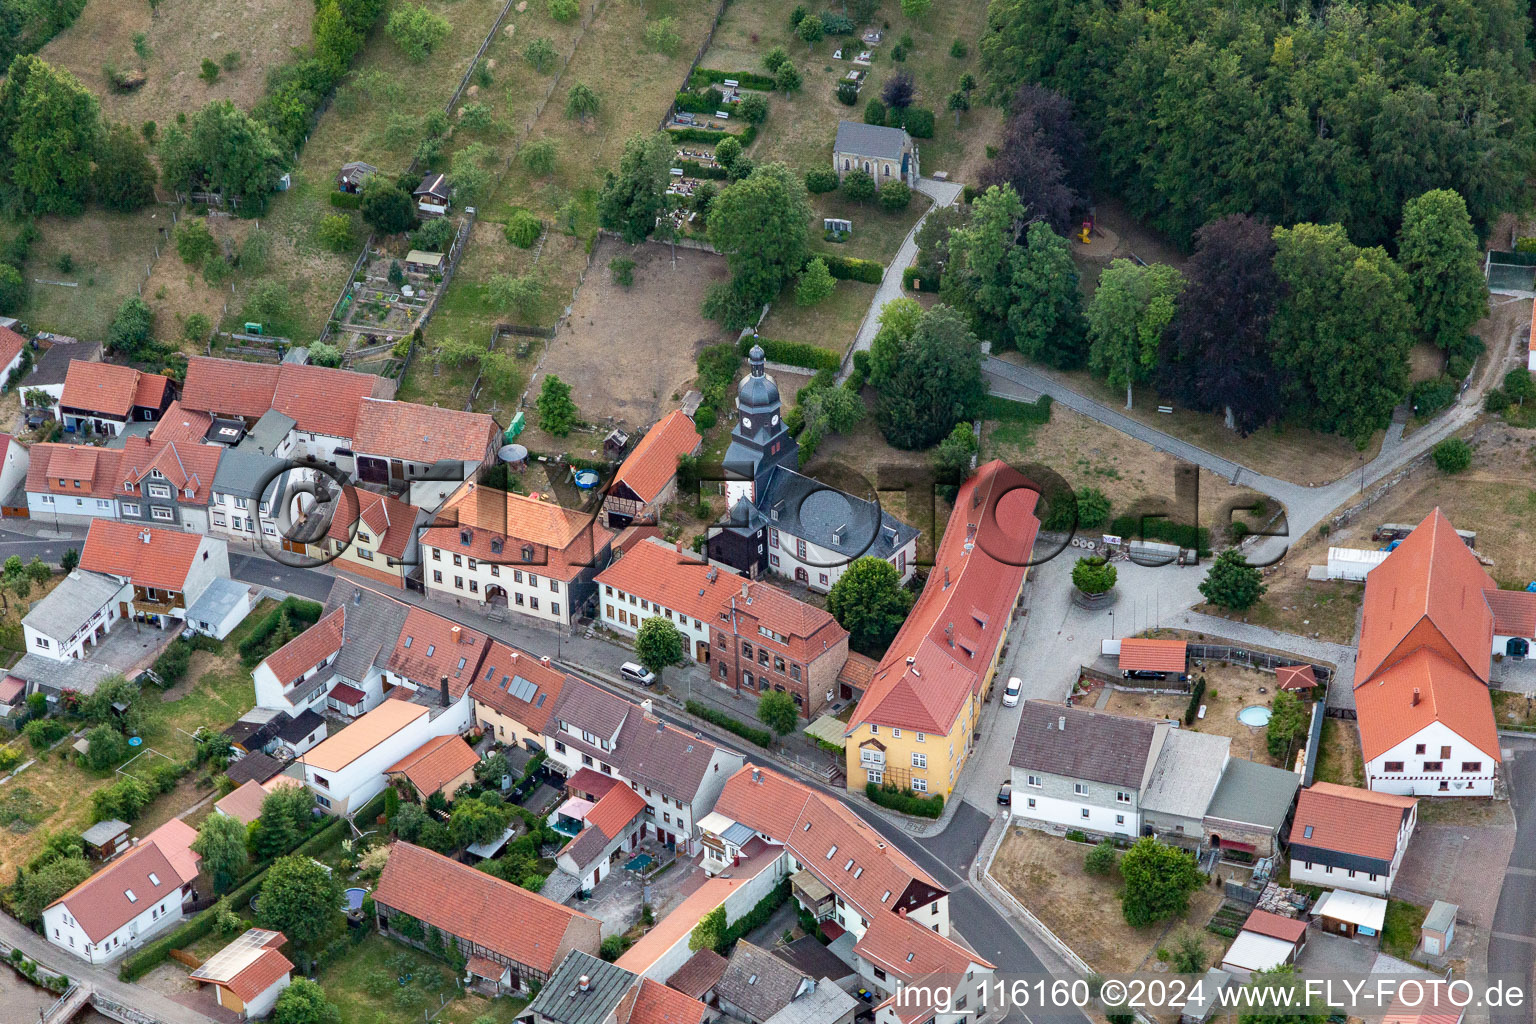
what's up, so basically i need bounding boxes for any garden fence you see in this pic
[1186,643,1333,682]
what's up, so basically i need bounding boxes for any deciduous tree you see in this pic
[0,56,100,215]
[272,977,342,1024]
[1118,836,1202,926]
[796,256,835,306]
[757,690,798,738]
[565,82,599,122]
[1266,690,1308,764]
[1071,555,1116,595]
[870,304,984,450]
[524,36,557,73]
[192,810,250,892]
[597,132,671,244]
[535,373,577,435]
[94,122,156,212]
[386,3,450,60]
[257,855,342,950]
[705,162,812,323]
[1087,260,1184,409]
[1397,189,1487,355]
[635,616,685,685]
[1006,221,1085,367]
[826,557,913,657]
[158,100,283,212]
[1199,549,1266,611]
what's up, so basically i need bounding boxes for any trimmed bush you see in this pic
[505,210,542,248]
[898,107,934,138]
[1109,513,1209,554]
[735,335,841,371]
[689,68,778,91]
[981,393,1053,424]
[902,265,940,292]
[816,252,883,284]
[1410,376,1457,418]
[1432,437,1472,474]
[1183,676,1207,725]
[674,87,729,114]
[680,159,728,181]
[686,700,772,747]
[804,167,839,193]
[328,190,363,210]
[865,782,944,818]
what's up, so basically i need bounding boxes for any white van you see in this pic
[620,662,656,686]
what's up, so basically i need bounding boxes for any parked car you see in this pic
[1123,669,1168,681]
[620,662,656,686]
[1002,677,1022,707]
[997,780,1012,805]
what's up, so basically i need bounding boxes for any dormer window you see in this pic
[490,538,503,555]
[522,544,535,562]
[460,529,472,546]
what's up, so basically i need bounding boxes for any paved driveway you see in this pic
[1490,736,1536,1024]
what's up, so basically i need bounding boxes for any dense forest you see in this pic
[979,0,1536,248]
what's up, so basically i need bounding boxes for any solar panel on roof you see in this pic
[506,675,539,703]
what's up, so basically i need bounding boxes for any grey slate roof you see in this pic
[22,570,124,642]
[1142,728,1231,821]
[526,950,635,1024]
[81,819,129,846]
[277,708,325,745]
[30,341,100,387]
[186,576,252,629]
[772,936,854,984]
[212,447,286,499]
[613,709,728,803]
[833,120,910,162]
[322,577,410,685]
[755,466,918,559]
[1204,756,1300,831]
[550,677,632,744]
[1009,701,1160,789]
[12,652,119,696]
[104,421,154,447]
[763,978,858,1024]
[715,941,808,1024]
[242,409,297,456]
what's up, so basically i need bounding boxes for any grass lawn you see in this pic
[757,278,875,356]
[1492,689,1536,730]
[317,932,528,1024]
[1196,579,1362,645]
[1313,718,1364,788]
[1380,899,1428,961]
[810,190,930,265]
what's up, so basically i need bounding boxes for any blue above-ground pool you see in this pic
[573,470,600,489]
[1237,705,1272,727]
[344,887,369,912]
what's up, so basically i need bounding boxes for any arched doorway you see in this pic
[485,584,508,607]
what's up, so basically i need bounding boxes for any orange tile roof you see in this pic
[713,765,944,922]
[182,356,393,440]
[48,445,103,483]
[27,443,119,499]
[1275,664,1317,690]
[470,641,566,734]
[61,361,164,418]
[584,783,647,839]
[353,398,498,465]
[134,372,171,410]
[1353,648,1500,762]
[374,841,597,975]
[1289,782,1415,860]
[733,581,847,666]
[850,461,1036,736]
[852,909,995,984]
[303,701,429,772]
[385,734,480,797]
[665,949,729,1000]
[1357,508,1494,685]
[1486,588,1536,639]
[617,878,743,974]
[263,606,346,685]
[329,488,421,560]
[596,538,740,622]
[1118,638,1188,673]
[117,437,222,505]
[1241,909,1307,944]
[609,410,702,504]
[388,606,488,697]
[425,483,614,582]
[215,779,272,826]
[624,977,709,1024]
[0,324,24,370]
[838,651,878,690]
[149,401,215,444]
[223,947,293,1003]
[79,519,205,591]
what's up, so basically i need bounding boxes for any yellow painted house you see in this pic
[843,461,1039,797]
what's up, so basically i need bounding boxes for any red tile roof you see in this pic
[224,946,293,1003]
[1118,638,1188,673]
[1289,781,1416,860]
[116,437,222,505]
[425,483,614,582]
[565,767,621,800]
[1275,664,1317,691]
[353,398,498,465]
[623,977,709,1024]
[61,362,168,418]
[328,682,367,707]
[596,538,739,622]
[617,879,743,974]
[149,401,215,444]
[838,651,878,691]
[470,641,566,734]
[386,734,480,797]
[0,325,24,371]
[181,356,393,440]
[665,949,728,1000]
[215,780,272,826]
[1241,909,1308,944]
[47,821,200,943]
[1486,588,1536,639]
[1353,647,1500,762]
[388,606,488,697]
[849,461,1036,736]
[733,581,847,666]
[79,519,205,591]
[329,488,421,560]
[27,443,120,499]
[263,607,345,685]
[584,783,647,839]
[1357,508,1494,685]
[609,411,702,504]
[713,765,943,922]
[374,841,597,974]
[852,909,995,984]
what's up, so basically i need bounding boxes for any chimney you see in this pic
[578,975,590,993]
[897,907,906,918]
[741,583,749,599]
[943,567,950,589]
[1059,715,1066,731]
[944,623,954,647]
[439,676,450,707]
[641,698,654,718]
[451,625,462,644]
[140,530,151,544]
[540,656,551,667]
[510,650,519,662]
[905,656,915,666]
[1411,688,1421,707]
[353,588,363,605]
[751,768,763,784]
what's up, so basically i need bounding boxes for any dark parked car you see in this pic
[997,780,1012,805]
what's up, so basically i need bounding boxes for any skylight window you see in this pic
[404,636,413,648]
[1303,825,1314,839]
[881,891,891,902]
[426,644,435,657]
[844,859,854,871]
[825,845,837,860]
[147,873,160,886]
[125,890,137,903]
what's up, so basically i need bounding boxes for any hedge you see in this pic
[902,265,940,292]
[690,68,778,91]
[816,253,883,284]
[981,393,1053,424]
[238,596,324,665]
[736,335,841,372]
[328,190,363,209]
[865,782,944,818]
[679,159,728,181]
[686,700,772,747]
[667,123,758,147]
[715,878,791,952]
[674,88,733,114]
[1109,513,1210,554]
[1183,676,1207,725]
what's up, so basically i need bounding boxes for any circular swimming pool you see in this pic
[1237,704,1272,727]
